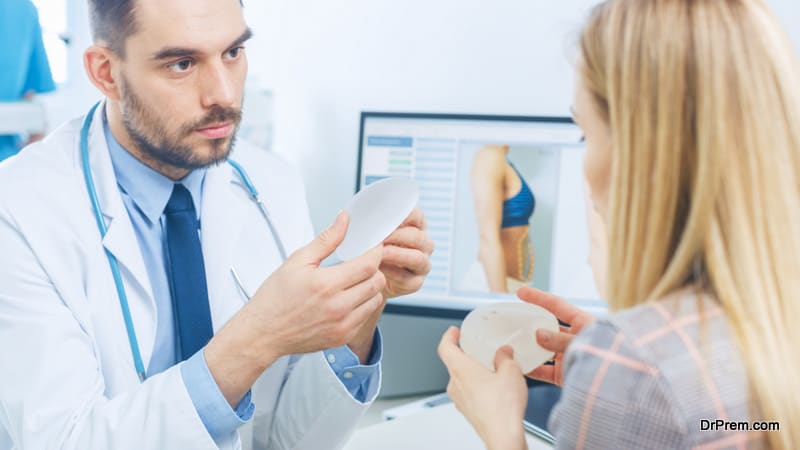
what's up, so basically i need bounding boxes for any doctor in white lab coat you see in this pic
[0,0,433,449]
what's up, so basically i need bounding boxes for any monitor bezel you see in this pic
[357,111,577,319]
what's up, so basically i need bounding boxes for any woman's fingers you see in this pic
[526,364,557,385]
[438,326,467,373]
[536,328,575,353]
[518,287,596,334]
[493,345,521,376]
[517,287,585,324]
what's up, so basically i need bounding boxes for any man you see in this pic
[0,0,56,161]
[0,0,433,449]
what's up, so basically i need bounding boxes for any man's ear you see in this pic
[84,45,121,101]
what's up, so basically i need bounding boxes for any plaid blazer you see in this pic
[548,291,767,449]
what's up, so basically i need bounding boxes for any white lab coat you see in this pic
[0,104,377,450]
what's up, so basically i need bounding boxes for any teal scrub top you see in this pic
[0,0,56,161]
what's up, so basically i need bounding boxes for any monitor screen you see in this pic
[357,112,606,317]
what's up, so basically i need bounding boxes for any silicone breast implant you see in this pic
[459,302,558,373]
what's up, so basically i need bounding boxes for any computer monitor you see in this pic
[358,112,606,439]
[357,112,604,314]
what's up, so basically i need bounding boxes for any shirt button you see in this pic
[327,354,336,364]
[343,371,353,379]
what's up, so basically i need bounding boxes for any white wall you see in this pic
[244,0,600,230]
[38,0,100,130]
[773,0,800,46]
[244,0,800,233]
[50,0,800,234]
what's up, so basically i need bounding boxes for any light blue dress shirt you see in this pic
[103,114,381,442]
[0,0,55,161]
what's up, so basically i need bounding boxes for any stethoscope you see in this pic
[80,101,287,381]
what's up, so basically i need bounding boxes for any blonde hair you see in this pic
[580,0,800,448]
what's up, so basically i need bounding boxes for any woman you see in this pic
[439,0,800,449]
[466,144,535,293]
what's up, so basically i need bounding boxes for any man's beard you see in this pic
[119,76,242,171]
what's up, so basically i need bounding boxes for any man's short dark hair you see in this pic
[88,0,139,57]
[88,0,244,58]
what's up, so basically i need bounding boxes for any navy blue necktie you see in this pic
[164,184,213,361]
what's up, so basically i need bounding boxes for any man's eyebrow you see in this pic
[227,28,253,49]
[150,28,254,61]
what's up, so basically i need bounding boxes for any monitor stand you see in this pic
[377,313,463,398]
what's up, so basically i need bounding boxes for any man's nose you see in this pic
[199,62,237,109]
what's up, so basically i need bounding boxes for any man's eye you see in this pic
[168,59,193,73]
[225,47,244,60]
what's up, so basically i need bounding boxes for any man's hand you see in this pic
[517,287,596,386]
[380,208,434,298]
[205,212,387,406]
[345,207,434,362]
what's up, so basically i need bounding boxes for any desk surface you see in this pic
[356,395,428,429]
[345,402,553,450]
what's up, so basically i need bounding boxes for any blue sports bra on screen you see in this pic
[501,162,535,228]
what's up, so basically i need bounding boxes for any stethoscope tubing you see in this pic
[80,101,286,381]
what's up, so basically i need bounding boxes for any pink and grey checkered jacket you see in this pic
[549,291,767,449]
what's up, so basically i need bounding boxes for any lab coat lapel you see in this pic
[86,102,157,366]
[201,162,250,329]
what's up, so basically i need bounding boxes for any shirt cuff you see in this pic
[180,350,255,442]
[323,327,383,403]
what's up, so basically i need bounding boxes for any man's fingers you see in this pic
[331,270,386,315]
[383,226,434,255]
[536,328,574,354]
[379,264,424,293]
[382,245,431,275]
[296,211,349,264]
[342,292,385,334]
[322,245,383,289]
[517,286,585,324]
[400,207,426,229]
[379,264,410,281]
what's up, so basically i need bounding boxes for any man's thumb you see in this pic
[300,211,349,264]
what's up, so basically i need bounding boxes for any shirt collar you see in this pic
[103,110,206,224]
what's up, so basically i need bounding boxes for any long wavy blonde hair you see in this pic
[580,0,800,448]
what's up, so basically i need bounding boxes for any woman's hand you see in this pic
[517,287,596,386]
[438,327,528,450]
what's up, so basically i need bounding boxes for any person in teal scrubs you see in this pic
[0,0,56,162]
